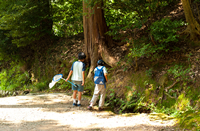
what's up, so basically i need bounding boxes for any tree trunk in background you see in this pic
[38,0,53,38]
[83,0,118,78]
[182,0,200,40]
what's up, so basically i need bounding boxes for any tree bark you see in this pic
[83,0,118,78]
[182,0,200,40]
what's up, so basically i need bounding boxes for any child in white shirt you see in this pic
[66,52,86,106]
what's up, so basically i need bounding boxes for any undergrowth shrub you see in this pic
[55,79,71,90]
[175,96,200,131]
[178,110,200,130]
[33,80,49,91]
[167,64,192,82]
[0,63,30,91]
[128,18,184,68]
[150,18,184,44]
[131,71,157,93]
[105,88,149,114]
[146,68,153,78]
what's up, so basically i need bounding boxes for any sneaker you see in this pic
[87,106,92,110]
[77,104,81,107]
[98,107,103,111]
[73,103,77,106]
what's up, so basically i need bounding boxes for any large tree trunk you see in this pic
[38,0,53,37]
[83,0,118,78]
[182,0,200,40]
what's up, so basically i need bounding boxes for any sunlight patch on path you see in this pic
[0,93,177,130]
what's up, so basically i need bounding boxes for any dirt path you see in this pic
[0,93,180,131]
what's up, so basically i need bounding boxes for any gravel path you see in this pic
[0,93,180,131]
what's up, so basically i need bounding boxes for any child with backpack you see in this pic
[88,59,108,111]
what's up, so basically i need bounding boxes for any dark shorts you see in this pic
[72,81,84,92]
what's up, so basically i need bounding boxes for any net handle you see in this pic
[61,78,78,87]
[56,77,78,87]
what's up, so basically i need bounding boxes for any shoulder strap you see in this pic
[96,66,104,71]
[101,66,104,70]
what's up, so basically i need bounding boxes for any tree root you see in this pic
[180,27,190,35]
[164,92,176,99]
[180,26,200,41]
[165,79,179,92]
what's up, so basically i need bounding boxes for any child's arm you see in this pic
[65,70,73,82]
[103,67,108,82]
[82,71,85,86]
[104,73,108,82]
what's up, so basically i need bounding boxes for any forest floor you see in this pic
[0,93,183,131]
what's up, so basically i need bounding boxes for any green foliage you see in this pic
[105,0,178,40]
[167,64,192,82]
[57,81,71,90]
[0,62,30,91]
[34,81,49,91]
[84,79,95,92]
[83,0,100,8]
[130,71,158,93]
[150,18,184,44]
[52,0,83,37]
[113,3,183,63]
[150,93,199,130]
[127,37,160,69]
[178,110,200,130]
[175,94,191,111]
[147,101,200,131]
[127,18,184,63]
[146,68,153,78]
[128,42,155,58]
[175,96,200,130]
[104,0,144,40]
[127,17,183,62]
[149,104,179,116]
[105,9,140,40]
[0,29,19,61]
[120,90,146,114]
[52,79,71,90]
[0,0,53,47]
[194,0,200,3]
[105,89,120,109]
[106,88,148,114]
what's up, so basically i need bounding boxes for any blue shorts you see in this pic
[72,81,84,92]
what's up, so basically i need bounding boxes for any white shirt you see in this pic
[71,61,85,81]
[94,66,108,74]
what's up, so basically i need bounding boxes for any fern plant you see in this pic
[167,64,192,82]
[118,91,146,114]
[106,88,148,114]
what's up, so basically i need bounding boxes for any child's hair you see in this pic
[78,52,86,60]
[97,59,105,66]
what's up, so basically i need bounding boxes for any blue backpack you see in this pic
[94,66,106,85]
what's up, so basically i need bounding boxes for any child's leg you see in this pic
[77,91,82,104]
[72,81,79,104]
[99,85,106,108]
[90,84,100,106]
[73,90,77,103]
[77,82,84,105]
[90,94,99,106]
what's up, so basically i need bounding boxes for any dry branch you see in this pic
[165,79,179,92]
[164,92,176,99]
